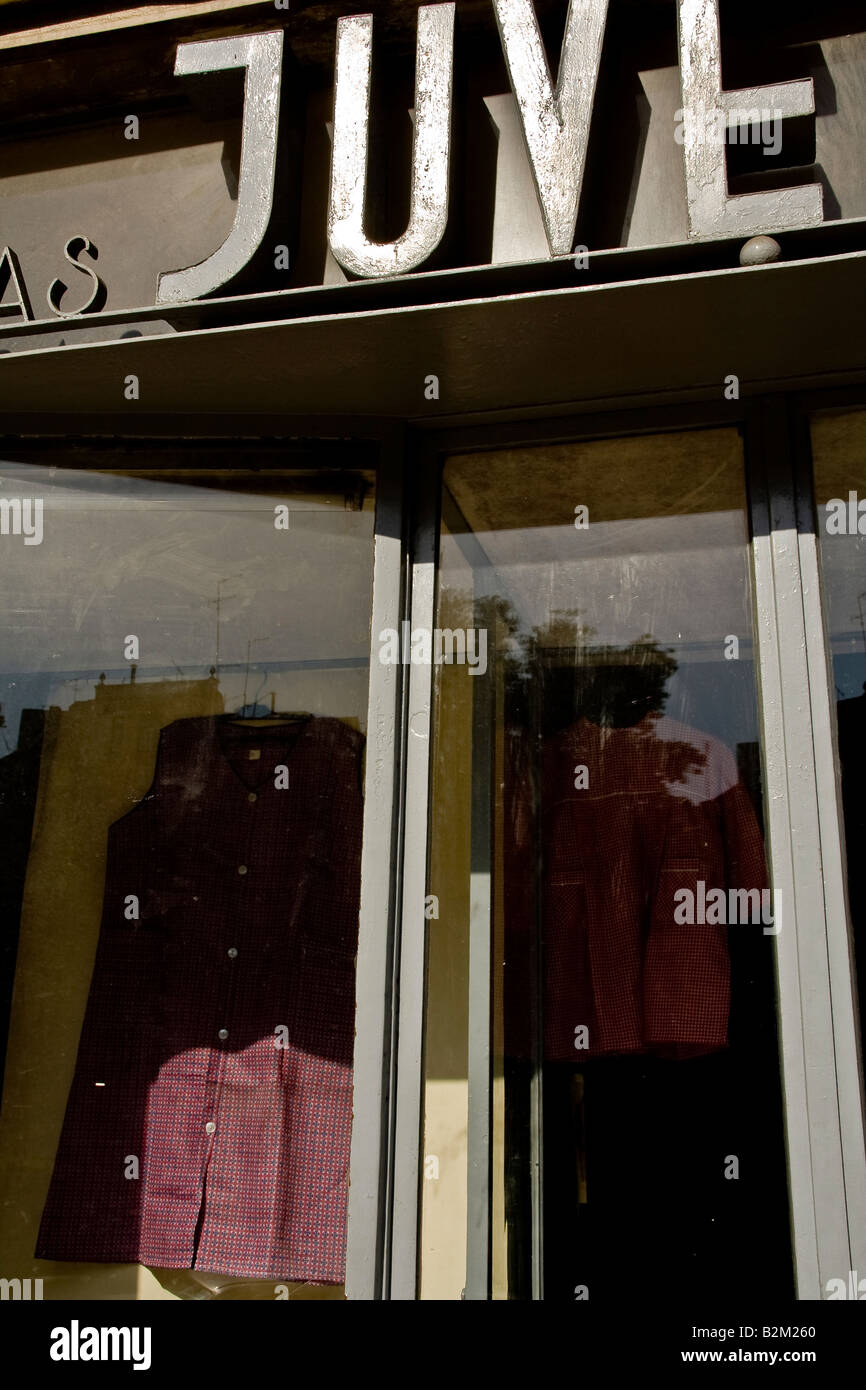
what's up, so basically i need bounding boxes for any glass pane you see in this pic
[421,428,793,1300]
[811,408,866,1069]
[0,452,375,1301]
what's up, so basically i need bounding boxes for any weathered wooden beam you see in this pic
[0,2,273,52]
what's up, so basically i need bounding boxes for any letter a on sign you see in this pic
[492,0,609,256]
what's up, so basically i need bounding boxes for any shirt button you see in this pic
[248,792,257,803]
[237,865,248,875]
[218,1028,229,1041]
[227,947,238,959]
[205,1121,216,1135]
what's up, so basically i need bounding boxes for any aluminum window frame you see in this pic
[2,379,865,1301]
[0,422,408,1303]
[788,389,866,1288]
[393,393,865,1300]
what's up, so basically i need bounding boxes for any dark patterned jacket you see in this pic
[36,714,364,1284]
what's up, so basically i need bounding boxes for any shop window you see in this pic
[0,451,375,1300]
[421,427,793,1300]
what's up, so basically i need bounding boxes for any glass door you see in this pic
[418,424,794,1300]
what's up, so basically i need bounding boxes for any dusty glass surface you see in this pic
[0,454,375,1301]
[421,428,793,1300]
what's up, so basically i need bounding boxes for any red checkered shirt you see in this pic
[36,714,363,1284]
[506,713,768,1060]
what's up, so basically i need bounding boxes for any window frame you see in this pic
[789,390,866,1290]
[0,424,407,1302]
[394,392,866,1300]
[1,383,865,1301]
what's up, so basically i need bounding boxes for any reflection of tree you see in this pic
[476,595,679,736]
[479,600,715,814]
[548,634,677,733]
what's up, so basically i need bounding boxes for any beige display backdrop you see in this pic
[0,675,223,1299]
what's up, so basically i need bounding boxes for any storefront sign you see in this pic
[161,0,822,300]
[0,0,825,320]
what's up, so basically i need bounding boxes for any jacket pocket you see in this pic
[291,938,357,1062]
[661,858,704,875]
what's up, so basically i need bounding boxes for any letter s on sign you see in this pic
[47,236,107,318]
